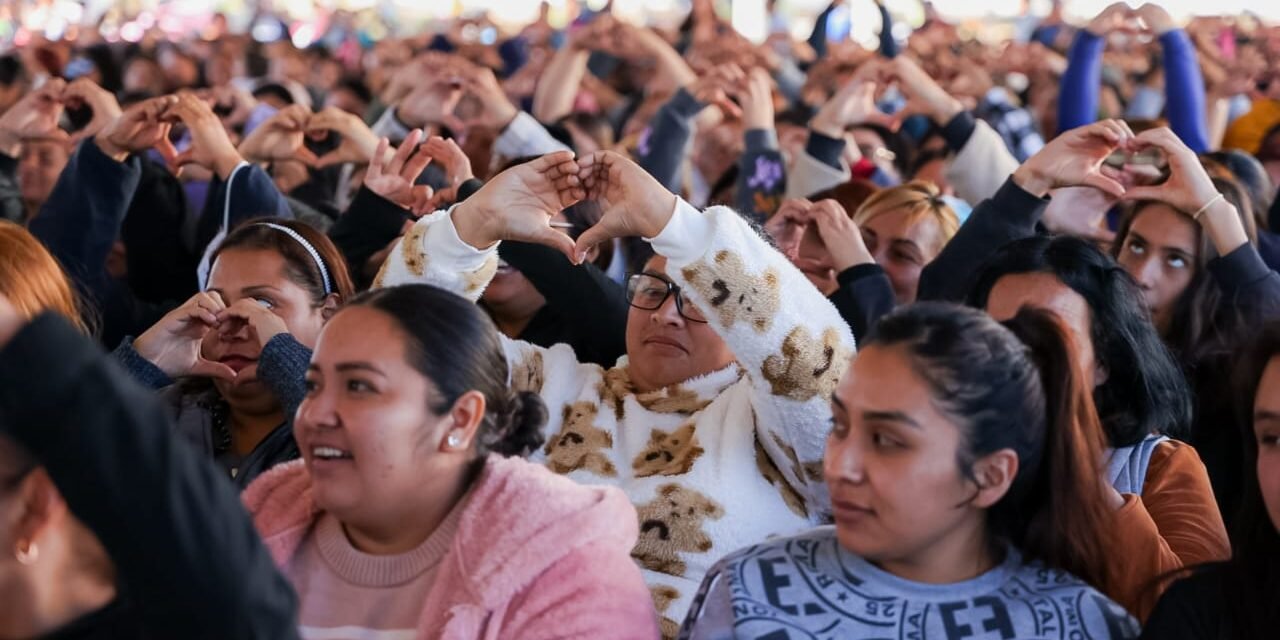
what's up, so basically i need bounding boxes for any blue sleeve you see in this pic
[878,3,899,58]
[830,264,896,343]
[1058,30,1105,134]
[736,129,787,223]
[195,163,293,257]
[1160,30,1210,153]
[637,88,705,192]
[257,333,313,422]
[805,130,847,171]
[111,338,175,390]
[28,140,142,303]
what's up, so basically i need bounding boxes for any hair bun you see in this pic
[488,391,548,457]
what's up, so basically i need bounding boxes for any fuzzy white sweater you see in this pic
[374,198,856,635]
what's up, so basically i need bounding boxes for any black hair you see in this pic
[348,284,547,457]
[213,218,355,304]
[1219,321,1280,638]
[334,77,373,107]
[966,234,1193,447]
[0,55,25,87]
[867,303,1114,589]
[252,82,296,106]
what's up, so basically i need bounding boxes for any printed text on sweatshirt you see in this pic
[680,528,1141,640]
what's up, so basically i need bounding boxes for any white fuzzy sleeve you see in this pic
[371,207,500,301]
[651,199,856,518]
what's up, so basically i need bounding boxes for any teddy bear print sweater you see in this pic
[375,198,857,635]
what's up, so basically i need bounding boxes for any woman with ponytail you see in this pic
[680,303,1139,639]
[243,284,658,638]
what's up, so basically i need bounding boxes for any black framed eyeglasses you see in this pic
[626,273,708,323]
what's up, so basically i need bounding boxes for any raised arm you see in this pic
[532,25,596,124]
[918,120,1135,301]
[637,65,745,192]
[29,93,173,302]
[734,68,786,221]
[1135,4,1209,152]
[574,152,855,517]
[0,305,300,639]
[1058,3,1123,133]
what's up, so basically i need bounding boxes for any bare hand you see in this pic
[166,93,245,180]
[95,95,179,163]
[1012,119,1134,199]
[1123,127,1220,213]
[63,78,123,144]
[0,78,67,154]
[308,107,381,169]
[133,292,237,381]
[737,67,776,132]
[364,130,434,211]
[890,56,964,124]
[237,104,317,165]
[573,150,676,260]
[688,64,746,120]
[454,150,584,261]
[809,199,873,272]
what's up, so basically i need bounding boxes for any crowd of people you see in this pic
[0,0,1278,638]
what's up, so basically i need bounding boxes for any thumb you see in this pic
[154,136,179,166]
[534,227,579,264]
[572,224,613,266]
[190,358,238,382]
[1081,173,1126,200]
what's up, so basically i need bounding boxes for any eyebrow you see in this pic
[862,410,922,430]
[336,362,387,376]
[890,239,924,255]
[1254,410,1280,423]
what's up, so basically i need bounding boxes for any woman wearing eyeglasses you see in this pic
[374,150,855,637]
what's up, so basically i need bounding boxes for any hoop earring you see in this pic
[15,540,38,566]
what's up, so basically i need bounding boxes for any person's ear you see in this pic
[320,293,341,321]
[8,469,66,561]
[968,449,1019,509]
[439,390,487,453]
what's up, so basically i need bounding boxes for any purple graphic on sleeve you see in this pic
[747,156,783,191]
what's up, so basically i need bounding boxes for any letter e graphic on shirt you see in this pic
[759,558,798,616]
[939,601,975,638]
[972,596,1016,639]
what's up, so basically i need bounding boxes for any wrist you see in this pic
[213,151,247,182]
[451,200,498,249]
[928,97,964,125]
[1012,164,1053,199]
[94,132,129,163]
[0,130,19,157]
[492,103,520,131]
[810,114,843,140]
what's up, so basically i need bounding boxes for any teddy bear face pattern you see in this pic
[635,384,714,415]
[632,483,725,577]
[762,325,850,401]
[598,366,634,420]
[632,422,706,478]
[650,585,682,640]
[543,401,618,477]
[680,250,781,334]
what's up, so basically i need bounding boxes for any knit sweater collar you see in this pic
[312,492,469,588]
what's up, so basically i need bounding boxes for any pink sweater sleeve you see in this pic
[498,540,660,640]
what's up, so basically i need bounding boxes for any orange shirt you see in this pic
[1222,99,1280,155]
[1102,440,1231,622]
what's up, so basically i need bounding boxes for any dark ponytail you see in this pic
[348,284,547,457]
[999,308,1115,592]
[868,303,1115,590]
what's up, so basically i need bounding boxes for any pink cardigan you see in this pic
[243,455,660,639]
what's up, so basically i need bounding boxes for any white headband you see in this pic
[253,222,333,295]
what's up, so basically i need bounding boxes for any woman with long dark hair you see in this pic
[1140,323,1280,639]
[680,304,1138,638]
